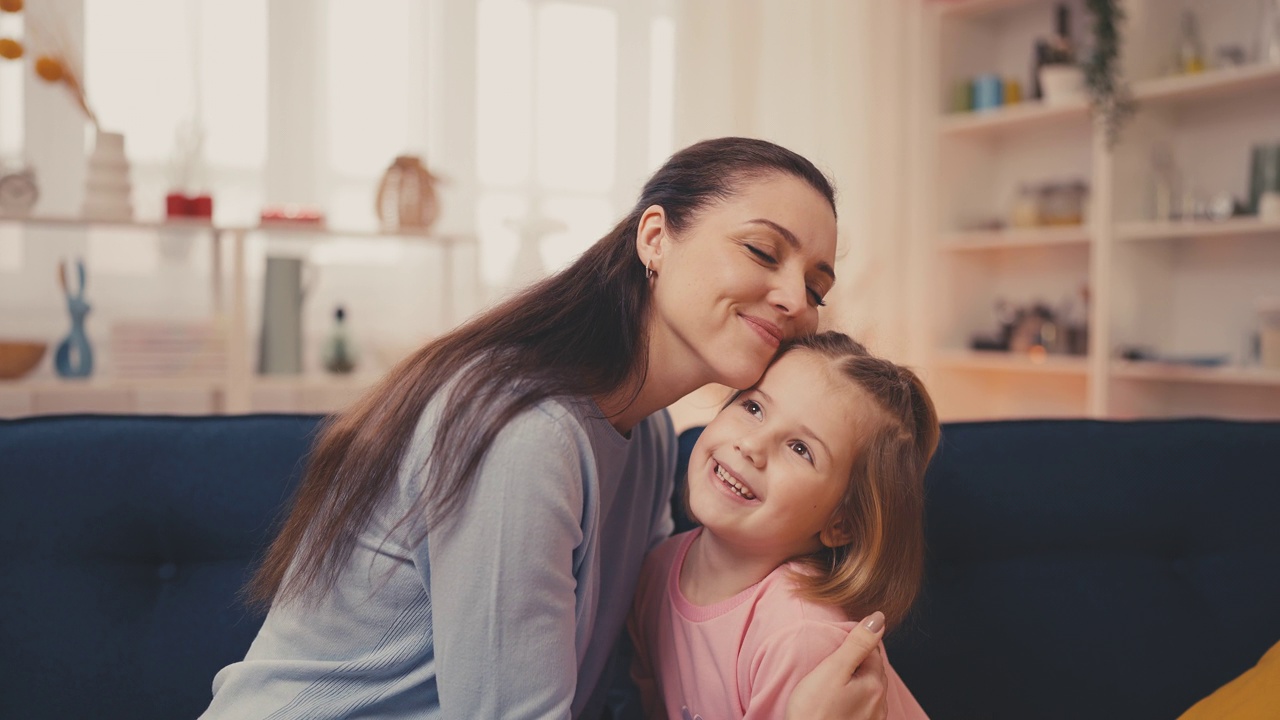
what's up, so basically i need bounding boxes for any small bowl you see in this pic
[0,340,48,380]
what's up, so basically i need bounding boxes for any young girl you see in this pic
[629,332,939,720]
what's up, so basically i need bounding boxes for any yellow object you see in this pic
[0,0,23,13]
[1177,638,1280,719]
[1003,79,1022,104]
[34,55,63,82]
[0,37,21,59]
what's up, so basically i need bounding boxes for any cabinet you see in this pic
[922,0,1280,421]
[0,215,474,417]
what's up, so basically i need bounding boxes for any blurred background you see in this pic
[0,0,1278,426]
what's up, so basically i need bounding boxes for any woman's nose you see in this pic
[768,268,809,319]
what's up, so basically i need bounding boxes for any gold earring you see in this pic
[646,261,655,280]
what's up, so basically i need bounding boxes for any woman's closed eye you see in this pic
[746,244,777,264]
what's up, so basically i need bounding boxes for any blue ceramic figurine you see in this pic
[55,258,94,378]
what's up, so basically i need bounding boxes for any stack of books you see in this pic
[108,319,229,380]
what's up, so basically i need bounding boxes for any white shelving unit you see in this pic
[0,216,474,417]
[922,0,1280,421]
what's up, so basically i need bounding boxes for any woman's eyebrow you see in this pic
[745,218,836,282]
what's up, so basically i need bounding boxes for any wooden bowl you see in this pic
[0,340,47,380]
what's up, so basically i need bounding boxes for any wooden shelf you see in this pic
[0,214,216,233]
[937,0,1047,20]
[939,100,1089,138]
[1115,217,1280,243]
[1112,361,1280,388]
[933,350,1090,376]
[1132,63,1280,110]
[940,225,1091,251]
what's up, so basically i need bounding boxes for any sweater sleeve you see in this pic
[421,404,588,719]
[741,620,850,720]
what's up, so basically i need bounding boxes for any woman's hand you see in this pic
[785,611,888,720]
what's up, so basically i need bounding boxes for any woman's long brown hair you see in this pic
[247,137,837,608]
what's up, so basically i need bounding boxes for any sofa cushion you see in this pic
[0,414,321,720]
[882,419,1280,720]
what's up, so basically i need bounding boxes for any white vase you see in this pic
[1038,65,1087,106]
[82,130,134,222]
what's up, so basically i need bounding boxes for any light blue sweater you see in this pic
[202,395,675,719]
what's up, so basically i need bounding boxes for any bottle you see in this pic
[322,305,357,374]
[1177,6,1205,74]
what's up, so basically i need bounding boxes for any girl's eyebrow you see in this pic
[744,218,836,282]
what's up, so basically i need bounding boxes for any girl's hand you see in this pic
[785,611,888,720]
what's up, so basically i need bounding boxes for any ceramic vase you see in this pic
[82,130,134,222]
[375,155,440,232]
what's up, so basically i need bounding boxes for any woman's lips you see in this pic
[740,314,783,348]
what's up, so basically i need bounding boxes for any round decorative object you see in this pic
[375,155,440,232]
[0,166,38,215]
[0,340,46,380]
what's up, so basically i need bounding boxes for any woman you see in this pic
[203,137,889,719]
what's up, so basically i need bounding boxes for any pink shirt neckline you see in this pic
[668,527,770,623]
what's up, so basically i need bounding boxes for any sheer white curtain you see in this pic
[674,0,926,363]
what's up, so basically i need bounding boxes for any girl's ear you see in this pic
[819,516,855,549]
[635,204,668,274]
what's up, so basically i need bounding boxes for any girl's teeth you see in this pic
[715,464,756,500]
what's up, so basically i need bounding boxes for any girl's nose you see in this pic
[734,433,767,469]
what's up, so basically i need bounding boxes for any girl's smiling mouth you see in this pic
[713,462,758,500]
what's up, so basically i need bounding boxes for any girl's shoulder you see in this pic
[751,563,852,628]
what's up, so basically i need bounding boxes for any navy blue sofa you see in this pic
[3,415,1279,719]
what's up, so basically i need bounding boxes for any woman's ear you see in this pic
[635,204,667,273]
[819,516,855,549]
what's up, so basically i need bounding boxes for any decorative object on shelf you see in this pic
[54,258,93,379]
[108,319,228,380]
[1249,143,1280,215]
[322,305,357,374]
[165,121,213,220]
[0,340,46,380]
[260,204,326,228]
[1005,179,1088,228]
[1082,0,1135,148]
[1037,3,1086,106]
[0,161,38,216]
[82,130,134,222]
[973,74,1004,111]
[1175,4,1206,74]
[1258,0,1280,64]
[1259,297,1280,369]
[376,155,440,233]
[0,0,99,129]
[970,291,1088,358]
[258,256,310,376]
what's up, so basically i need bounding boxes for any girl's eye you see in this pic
[808,288,827,307]
[746,245,777,264]
[790,441,814,463]
[740,398,763,419]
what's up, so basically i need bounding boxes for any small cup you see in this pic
[973,74,1004,111]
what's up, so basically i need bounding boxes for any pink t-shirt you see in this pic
[628,529,929,720]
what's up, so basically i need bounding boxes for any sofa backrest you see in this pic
[693,419,1280,720]
[0,414,322,720]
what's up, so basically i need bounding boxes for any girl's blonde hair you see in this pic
[768,332,939,630]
